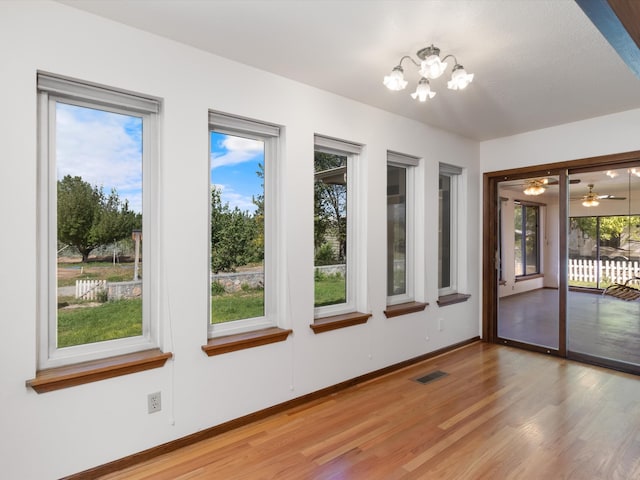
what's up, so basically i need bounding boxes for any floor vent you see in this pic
[414,370,448,385]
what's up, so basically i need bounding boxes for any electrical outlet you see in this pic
[147,391,161,414]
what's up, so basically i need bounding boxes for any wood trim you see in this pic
[485,150,640,180]
[62,337,480,480]
[483,172,496,342]
[608,0,640,50]
[437,293,471,307]
[496,338,560,357]
[26,349,172,394]
[558,169,568,357]
[383,301,428,318]
[568,349,640,376]
[201,327,292,357]
[310,311,371,334]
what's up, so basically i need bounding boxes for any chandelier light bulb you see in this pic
[383,66,408,91]
[420,55,447,79]
[524,185,545,195]
[410,78,436,102]
[582,184,600,207]
[447,65,474,90]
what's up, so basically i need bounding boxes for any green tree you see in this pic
[572,215,640,247]
[57,175,141,262]
[251,162,265,257]
[314,152,347,262]
[211,186,261,273]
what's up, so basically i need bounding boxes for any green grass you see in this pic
[56,275,346,341]
[211,289,264,324]
[314,274,346,307]
[57,298,142,348]
[209,275,347,324]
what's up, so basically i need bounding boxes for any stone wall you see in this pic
[211,272,264,292]
[210,264,346,293]
[108,280,142,300]
[314,264,346,276]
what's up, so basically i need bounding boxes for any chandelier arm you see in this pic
[397,55,420,69]
[440,54,458,65]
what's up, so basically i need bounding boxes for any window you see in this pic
[314,135,364,318]
[514,201,540,276]
[569,214,640,288]
[438,163,462,296]
[209,112,281,336]
[37,74,160,369]
[387,152,419,305]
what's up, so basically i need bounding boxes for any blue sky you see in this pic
[210,132,263,214]
[56,103,264,215]
[56,102,143,213]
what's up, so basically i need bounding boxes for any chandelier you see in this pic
[383,44,474,101]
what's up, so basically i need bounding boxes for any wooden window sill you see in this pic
[310,311,371,334]
[384,301,428,318]
[202,327,292,357]
[26,348,172,394]
[437,293,471,307]
[515,273,543,282]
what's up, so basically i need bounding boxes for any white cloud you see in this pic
[56,104,143,212]
[213,183,257,214]
[211,135,263,169]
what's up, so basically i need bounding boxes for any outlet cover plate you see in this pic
[148,391,161,414]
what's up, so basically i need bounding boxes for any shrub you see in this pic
[211,281,226,295]
[314,269,326,282]
[314,243,336,266]
[97,289,109,303]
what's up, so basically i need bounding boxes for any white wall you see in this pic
[480,109,640,173]
[0,2,480,479]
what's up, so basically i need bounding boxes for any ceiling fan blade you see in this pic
[598,195,627,200]
[547,178,580,185]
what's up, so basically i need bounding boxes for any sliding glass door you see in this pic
[497,174,560,351]
[567,166,640,371]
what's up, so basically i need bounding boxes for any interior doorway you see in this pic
[483,151,640,375]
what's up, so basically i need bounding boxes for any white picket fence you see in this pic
[75,279,106,300]
[568,259,640,285]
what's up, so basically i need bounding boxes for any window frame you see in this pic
[438,163,463,297]
[313,135,364,319]
[514,201,541,277]
[386,151,419,306]
[37,73,160,370]
[208,112,281,338]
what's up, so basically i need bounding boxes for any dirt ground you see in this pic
[57,256,136,281]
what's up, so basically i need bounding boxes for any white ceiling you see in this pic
[58,0,640,141]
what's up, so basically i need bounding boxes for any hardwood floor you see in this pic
[98,342,640,479]
[498,288,640,366]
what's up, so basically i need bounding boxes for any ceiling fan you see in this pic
[521,177,580,196]
[573,183,626,207]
